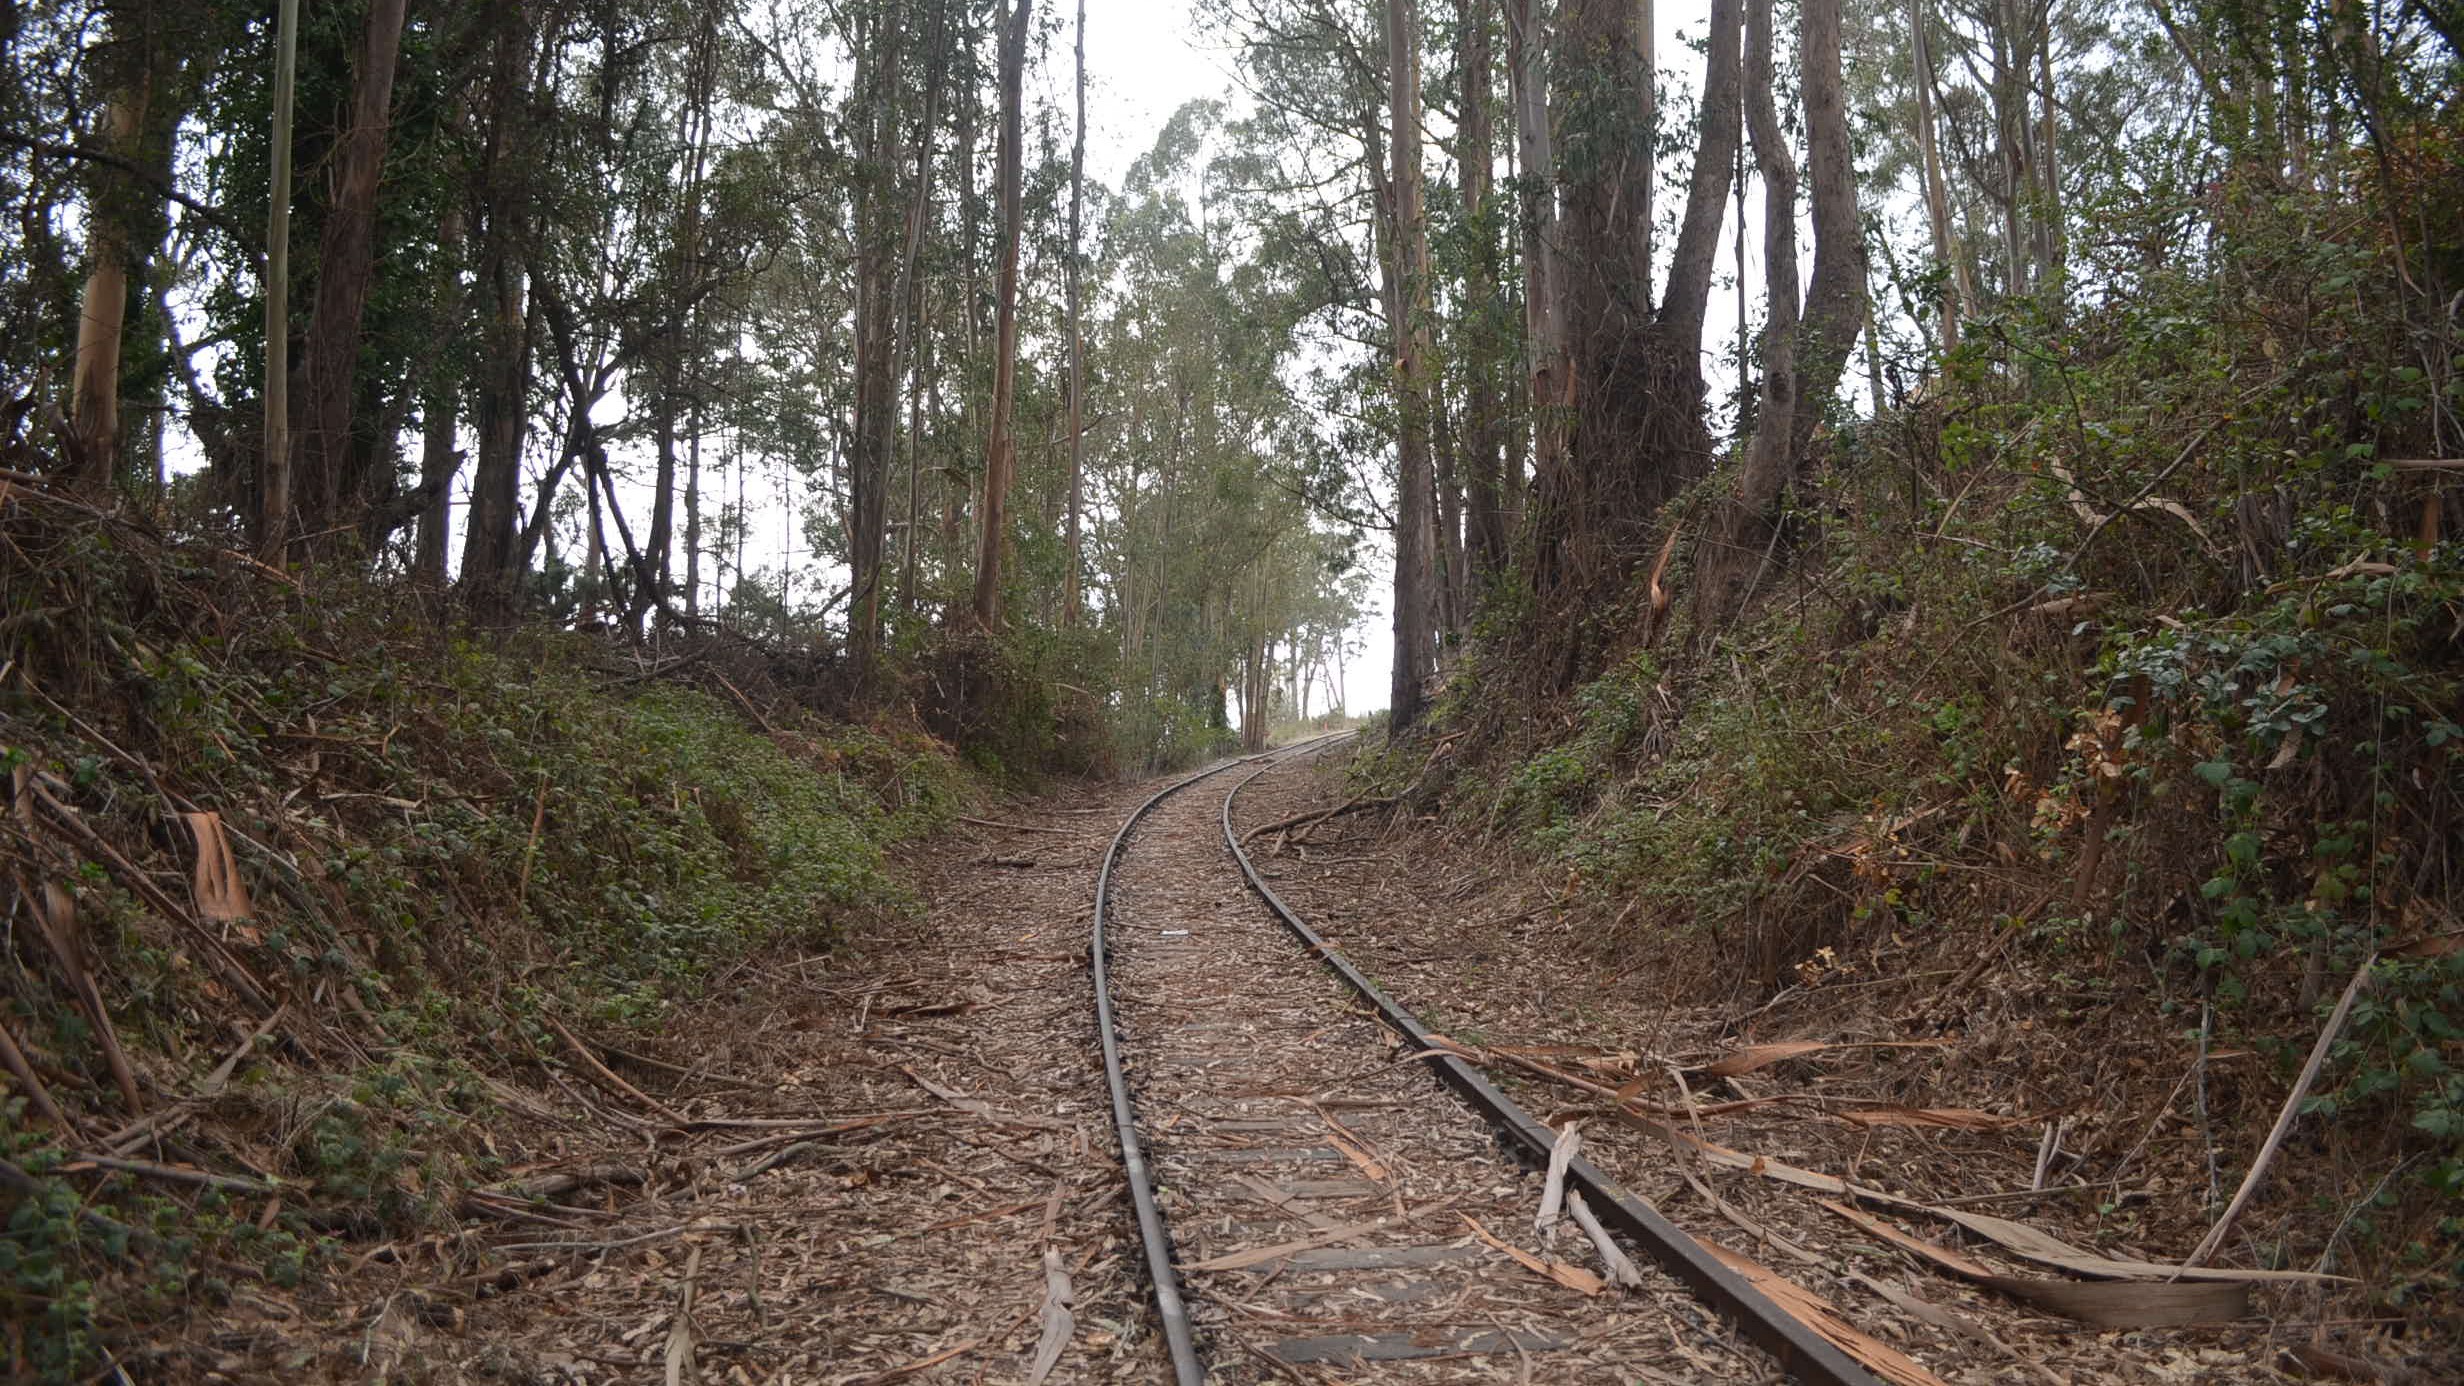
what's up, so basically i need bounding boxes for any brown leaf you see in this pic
[1699,1038,1949,1078]
[1188,1216,1388,1272]
[1703,1240,1952,1386]
[1704,1041,1834,1077]
[1833,1105,2035,1132]
[1821,1200,2250,1327]
[1461,1214,1606,1296]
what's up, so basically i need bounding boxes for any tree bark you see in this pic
[1701,0,1867,625]
[970,0,1030,629]
[1909,0,1966,348]
[1699,0,1800,621]
[292,0,407,545]
[1659,0,1742,358]
[258,0,300,556]
[455,5,536,614]
[643,10,717,627]
[1507,0,1566,498]
[1554,0,1654,351]
[1795,0,1867,446]
[1064,0,1089,626]
[1457,0,1509,577]
[851,5,906,670]
[1385,0,1439,728]
[67,7,157,493]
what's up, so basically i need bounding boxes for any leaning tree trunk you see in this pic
[970,0,1030,629]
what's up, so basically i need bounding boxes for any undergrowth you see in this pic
[0,502,965,1376]
[1398,137,2464,1322]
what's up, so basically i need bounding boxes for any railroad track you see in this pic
[1092,736,1885,1384]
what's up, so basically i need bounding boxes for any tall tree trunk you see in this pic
[409,205,468,586]
[1554,0,1653,339]
[851,6,907,672]
[1064,0,1089,626]
[643,11,717,628]
[1909,0,1966,348]
[456,7,536,613]
[1659,0,1742,356]
[970,0,1030,629]
[1795,0,1867,442]
[1458,0,1508,576]
[67,7,157,493]
[1700,0,1799,621]
[1701,0,1866,625]
[1507,0,1566,499]
[458,252,529,611]
[2034,4,2064,300]
[1432,370,1465,636]
[1387,0,1437,729]
[259,0,300,555]
[292,0,406,546]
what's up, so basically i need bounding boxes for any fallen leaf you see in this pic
[1461,1213,1605,1296]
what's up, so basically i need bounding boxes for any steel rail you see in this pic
[1092,733,1347,1386]
[1220,757,1886,1386]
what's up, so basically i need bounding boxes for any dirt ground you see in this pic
[229,745,2443,1385]
[1223,749,2449,1386]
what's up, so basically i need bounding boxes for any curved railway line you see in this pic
[1091,736,1884,1384]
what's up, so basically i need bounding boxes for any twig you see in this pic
[66,1152,275,1196]
[958,815,1077,836]
[710,670,777,736]
[515,774,549,904]
[0,1014,70,1129]
[490,1220,729,1257]
[28,784,274,1011]
[539,1014,689,1126]
[2175,955,2376,1274]
[596,1041,765,1092]
[0,1157,161,1252]
[1238,795,1393,847]
[1566,1190,1645,1289]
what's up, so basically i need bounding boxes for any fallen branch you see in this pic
[1238,795,1394,847]
[2176,954,2376,1274]
[65,1152,274,1196]
[958,815,1078,836]
[1566,1191,1645,1290]
[0,1014,70,1129]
